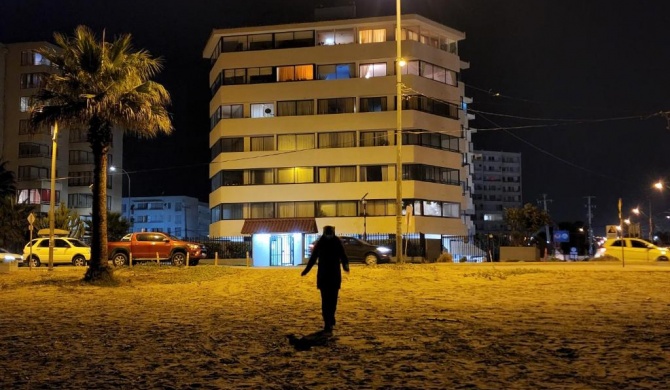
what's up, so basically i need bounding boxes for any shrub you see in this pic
[436,252,453,263]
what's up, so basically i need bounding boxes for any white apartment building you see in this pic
[472,150,522,234]
[0,42,123,220]
[204,14,475,266]
[122,195,209,239]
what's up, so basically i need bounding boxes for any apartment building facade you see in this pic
[121,195,209,239]
[204,14,475,266]
[472,150,522,234]
[0,42,123,220]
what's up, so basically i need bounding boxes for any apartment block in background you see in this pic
[472,150,522,234]
[0,42,124,220]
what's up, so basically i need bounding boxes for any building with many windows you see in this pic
[472,150,522,234]
[204,14,475,266]
[0,42,124,220]
[122,195,209,239]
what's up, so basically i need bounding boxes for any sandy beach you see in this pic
[1,261,669,389]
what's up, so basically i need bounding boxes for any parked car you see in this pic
[596,238,669,262]
[23,237,91,267]
[309,236,392,265]
[108,232,207,266]
[0,248,23,263]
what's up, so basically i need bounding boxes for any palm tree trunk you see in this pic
[84,119,113,282]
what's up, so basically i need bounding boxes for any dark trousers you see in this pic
[320,288,339,330]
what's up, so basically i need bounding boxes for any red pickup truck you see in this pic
[108,232,207,266]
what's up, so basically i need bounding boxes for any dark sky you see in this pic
[2,0,670,233]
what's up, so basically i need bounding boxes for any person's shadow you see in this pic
[286,330,335,351]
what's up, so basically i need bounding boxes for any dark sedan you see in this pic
[310,236,392,265]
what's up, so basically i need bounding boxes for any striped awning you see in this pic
[240,218,318,234]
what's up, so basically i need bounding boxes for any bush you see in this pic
[459,257,467,263]
[436,252,453,263]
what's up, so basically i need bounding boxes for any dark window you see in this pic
[360,97,387,112]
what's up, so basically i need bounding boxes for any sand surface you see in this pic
[1,261,669,389]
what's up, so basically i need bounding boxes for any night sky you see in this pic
[2,0,670,233]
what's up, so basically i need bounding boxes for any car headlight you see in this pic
[376,247,391,254]
[188,244,199,250]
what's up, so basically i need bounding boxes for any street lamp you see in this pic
[395,0,404,263]
[110,166,131,226]
[361,192,368,241]
[632,206,652,241]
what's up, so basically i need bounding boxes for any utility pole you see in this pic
[584,196,596,256]
[537,194,552,252]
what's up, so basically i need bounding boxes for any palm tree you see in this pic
[30,26,173,282]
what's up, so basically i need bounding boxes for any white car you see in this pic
[23,237,91,267]
[0,248,24,263]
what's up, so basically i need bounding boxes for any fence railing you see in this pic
[186,233,495,263]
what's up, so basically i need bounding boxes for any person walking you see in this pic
[301,225,349,335]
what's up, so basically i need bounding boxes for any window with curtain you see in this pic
[442,202,460,218]
[402,60,420,76]
[366,200,389,216]
[277,66,295,81]
[360,131,389,147]
[277,202,295,218]
[248,169,273,185]
[296,201,315,217]
[338,201,357,217]
[295,167,314,183]
[250,136,274,151]
[277,135,296,151]
[277,133,314,151]
[318,166,356,183]
[317,202,337,217]
[359,63,386,78]
[296,100,314,115]
[250,203,274,218]
[295,65,314,80]
[277,168,294,183]
[250,103,274,118]
[277,100,314,116]
[318,131,355,148]
[221,204,244,220]
[297,134,315,150]
[359,29,386,43]
[402,28,420,42]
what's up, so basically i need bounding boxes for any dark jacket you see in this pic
[303,235,349,290]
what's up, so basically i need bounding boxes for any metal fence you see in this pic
[187,233,495,263]
[185,236,252,259]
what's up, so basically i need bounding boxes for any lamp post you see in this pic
[110,166,131,226]
[361,192,368,241]
[632,206,652,241]
[395,0,404,263]
[48,122,59,271]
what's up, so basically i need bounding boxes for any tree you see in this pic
[0,160,16,198]
[29,26,172,282]
[0,161,36,251]
[33,203,86,239]
[504,203,552,246]
[85,211,131,242]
